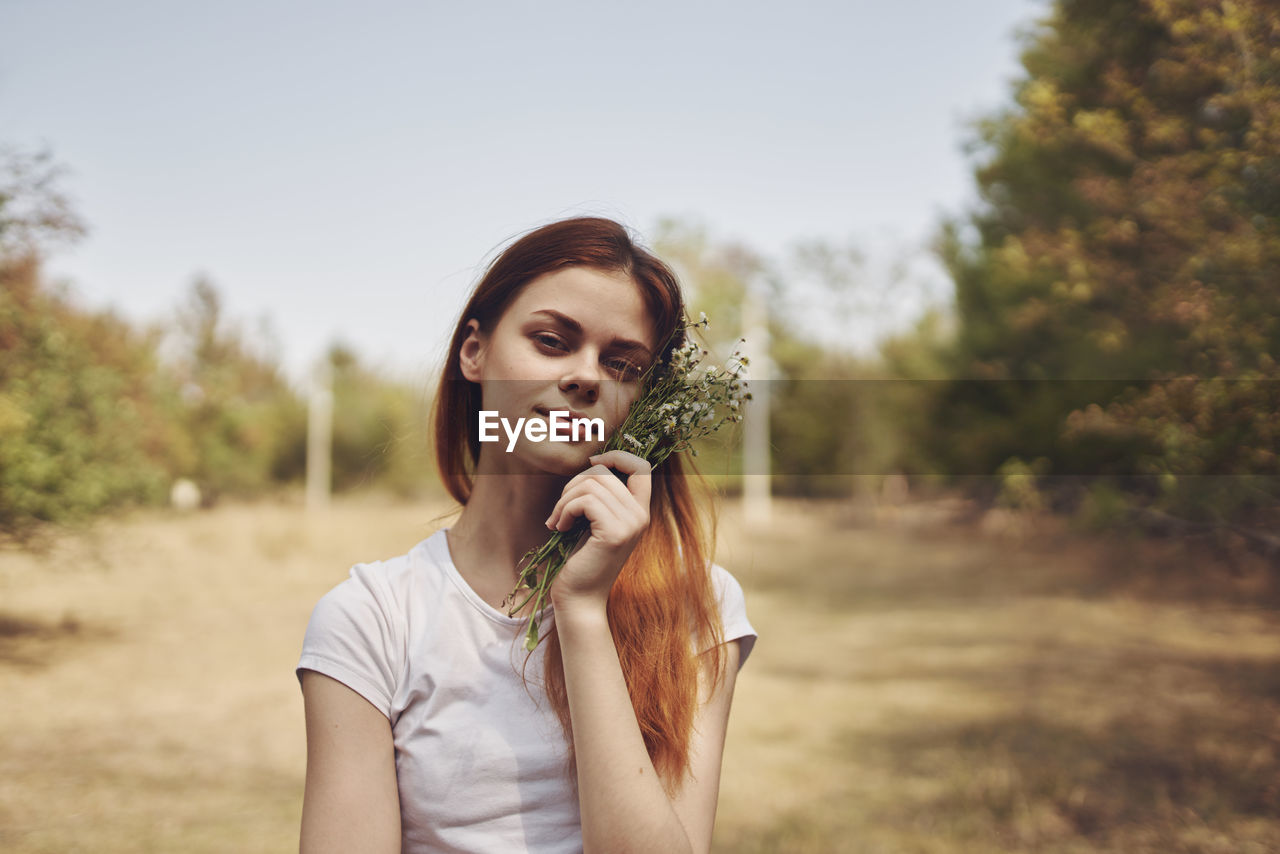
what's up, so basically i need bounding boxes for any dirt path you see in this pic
[1,496,1277,853]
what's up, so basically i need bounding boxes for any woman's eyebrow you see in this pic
[530,309,652,358]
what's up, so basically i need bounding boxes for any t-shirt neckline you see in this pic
[429,528,552,628]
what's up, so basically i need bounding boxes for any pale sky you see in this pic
[1,0,1046,383]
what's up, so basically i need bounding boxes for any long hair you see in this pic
[431,216,726,792]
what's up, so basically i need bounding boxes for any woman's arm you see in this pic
[555,601,743,854]
[546,451,742,854]
[670,640,742,851]
[299,670,401,854]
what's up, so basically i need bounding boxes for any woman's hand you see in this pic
[544,450,652,611]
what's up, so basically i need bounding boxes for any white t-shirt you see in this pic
[296,528,757,854]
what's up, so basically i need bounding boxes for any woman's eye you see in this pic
[532,332,641,379]
[533,333,567,351]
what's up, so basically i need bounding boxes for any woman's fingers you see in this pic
[551,492,625,538]
[546,452,655,602]
[589,450,652,480]
[587,450,652,508]
[546,452,651,530]
[546,472,641,532]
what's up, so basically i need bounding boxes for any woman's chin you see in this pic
[523,442,595,477]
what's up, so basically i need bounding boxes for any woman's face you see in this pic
[459,265,659,477]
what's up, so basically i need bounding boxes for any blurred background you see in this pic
[2,1,1278,852]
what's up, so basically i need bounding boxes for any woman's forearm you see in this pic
[553,598,695,854]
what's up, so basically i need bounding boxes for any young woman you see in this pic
[296,216,757,854]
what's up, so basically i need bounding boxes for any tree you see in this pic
[935,0,1280,523]
[0,145,86,257]
[0,148,173,534]
[166,276,304,499]
[324,342,435,496]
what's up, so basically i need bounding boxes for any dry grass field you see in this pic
[1,493,1277,853]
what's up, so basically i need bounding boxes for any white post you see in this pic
[306,356,333,511]
[741,287,771,525]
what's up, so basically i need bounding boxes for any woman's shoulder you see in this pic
[333,529,447,592]
[307,530,450,628]
[708,561,743,590]
[708,562,749,609]
[707,562,757,666]
[297,529,450,714]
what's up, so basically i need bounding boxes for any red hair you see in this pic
[431,216,726,792]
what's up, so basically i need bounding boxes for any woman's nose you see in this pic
[558,351,601,402]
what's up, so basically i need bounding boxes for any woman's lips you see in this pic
[534,406,590,422]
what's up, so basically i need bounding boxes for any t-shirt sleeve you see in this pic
[296,562,405,718]
[710,564,757,669]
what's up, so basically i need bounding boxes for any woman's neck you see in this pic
[447,468,569,602]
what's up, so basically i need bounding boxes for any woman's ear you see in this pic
[458,319,487,383]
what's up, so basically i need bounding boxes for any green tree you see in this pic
[0,145,85,255]
[166,276,305,499]
[0,256,182,533]
[935,0,1280,524]
[0,148,179,534]
[326,342,435,496]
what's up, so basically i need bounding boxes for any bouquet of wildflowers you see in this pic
[505,313,751,651]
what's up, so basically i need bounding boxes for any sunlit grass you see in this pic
[712,500,1280,854]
